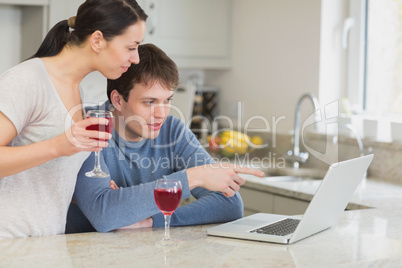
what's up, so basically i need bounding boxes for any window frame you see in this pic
[345,0,367,113]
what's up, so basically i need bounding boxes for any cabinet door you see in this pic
[48,0,84,29]
[239,187,274,214]
[0,0,47,4]
[141,0,232,68]
[273,195,309,215]
[0,4,47,71]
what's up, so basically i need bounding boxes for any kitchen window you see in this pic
[365,0,402,115]
[347,0,402,117]
[343,0,402,142]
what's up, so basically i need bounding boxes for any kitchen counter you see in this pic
[240,174,402,210]
[2,178,402,267]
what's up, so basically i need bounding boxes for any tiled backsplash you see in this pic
[243,131,402,185]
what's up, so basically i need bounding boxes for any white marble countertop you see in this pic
[240,174,402,209]
[2,178,402,267]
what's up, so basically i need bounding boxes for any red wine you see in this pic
[154,188,182,215]
[86,118,113,141]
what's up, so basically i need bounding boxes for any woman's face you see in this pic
[98,21,146,80]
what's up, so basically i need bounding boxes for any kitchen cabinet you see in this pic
[0,0,47,4]
[0,1,48,70]
[0,0,105,103]
[0,0,83,69]
[9,0,233,69]
[138,0,232,69]
[1,0,232,101]
[239,187,274,216]
[239,186,309,216]
[46,0,107,104]
[48,0,83,28]
[273,195,309,215]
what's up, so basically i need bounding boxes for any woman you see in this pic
[0,0,147,239]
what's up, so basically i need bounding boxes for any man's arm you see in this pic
[149,120,247,227]
[152,186,243,227]
[106,176,243,229]
[70,117,262,232]
[71,153,192,233]
[70,152,259,232]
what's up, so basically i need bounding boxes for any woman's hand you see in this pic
[186,163,264,197]
[53,117,112,157]
[0,113,111,177]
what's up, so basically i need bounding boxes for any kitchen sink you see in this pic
[244,166,327,182]
[261,167,326,180]
[257,175,320,182]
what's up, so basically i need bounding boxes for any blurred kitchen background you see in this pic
[1,0,402,183]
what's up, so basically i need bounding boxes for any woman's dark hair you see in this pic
[107,43,179,102]
[29,0,147,59]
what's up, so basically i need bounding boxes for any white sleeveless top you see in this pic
[0,58,90,239]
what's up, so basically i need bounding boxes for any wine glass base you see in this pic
[85,170,110,178]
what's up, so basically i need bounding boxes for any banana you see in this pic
[218,130,250,156]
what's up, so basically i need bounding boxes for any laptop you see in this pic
[207,154,374,244]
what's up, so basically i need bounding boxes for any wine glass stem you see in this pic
[164,214,172,240]
[93,151,102,172]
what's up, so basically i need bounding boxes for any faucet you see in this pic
[333,123,364,157]
[285,93,320,168]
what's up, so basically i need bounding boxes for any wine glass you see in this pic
[154,178,182,245]
[85,110,114,178]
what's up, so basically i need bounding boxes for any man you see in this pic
[66,43,263,233]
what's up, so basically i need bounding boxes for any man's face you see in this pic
[116,82,174,142]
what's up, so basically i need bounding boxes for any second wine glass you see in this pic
[85,109,113,178]
[154,178,182,245]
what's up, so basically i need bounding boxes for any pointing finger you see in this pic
[233,166,264,177]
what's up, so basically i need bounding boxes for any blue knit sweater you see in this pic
[66,106,243,233]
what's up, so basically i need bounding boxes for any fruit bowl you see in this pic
[208,130,263,158]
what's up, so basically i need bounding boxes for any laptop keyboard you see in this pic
[250,218,300,236]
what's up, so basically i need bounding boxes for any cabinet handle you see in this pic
[342,17,356,49]
[148,1,157,35]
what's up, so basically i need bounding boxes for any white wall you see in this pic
[319,0,348,115]
[1,0,348,130]
[205,0,322,133]
[0,5,21,75]
[205,0,348,134]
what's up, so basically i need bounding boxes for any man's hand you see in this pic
[109,180,154,229]
[109,180,119,190]
[186,163,264,197]
[117,217,154,229]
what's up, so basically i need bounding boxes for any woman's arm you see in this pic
[0,112,111,177]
